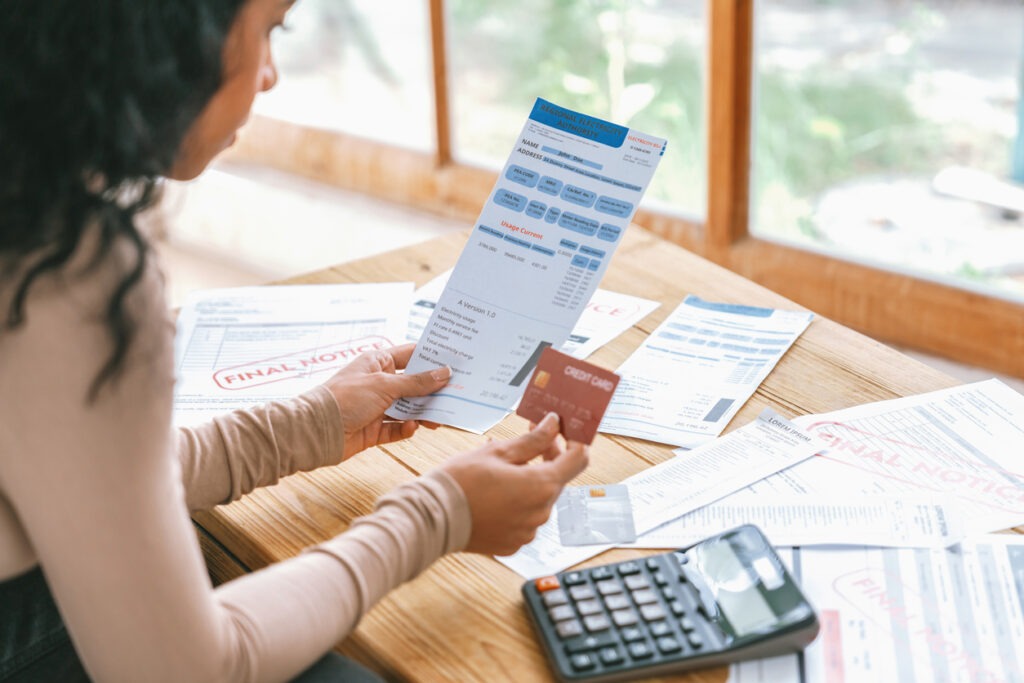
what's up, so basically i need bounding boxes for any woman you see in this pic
[0,1,588,681]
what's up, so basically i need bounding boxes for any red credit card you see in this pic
[515,347,620,444]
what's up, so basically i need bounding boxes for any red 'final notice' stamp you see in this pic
[212,336,392,390]
[806,419,1024,514]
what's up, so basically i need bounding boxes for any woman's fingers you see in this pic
[543,441,589,484]
[497,413,561,464]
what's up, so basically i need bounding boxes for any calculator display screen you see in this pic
[691,540,779,637]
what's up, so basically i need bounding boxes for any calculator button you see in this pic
[653,571,669,586]
[674,584,700,611]
[549,605,576,622]
[640,604,666,621]
[670,600,686,616]
[589,566,614,581]
[687,632,705,649]
[576,599,602,616]
[541,589,568,607]
[657,636,683,654]
[603,594,630,611]
[562,571,586,586]
[610,609,638,627]
[570,653,597,671]
[584,614,611,632]
[535,576,561,592]
[597,581,623,596]
[649,621,672,638]
[661,587,676,600]
[565,632,616,653]
[620,626,645,642]
[632,589,658,605]
[645,557,661,571]
[569,585,596,601]
[679,616,698,632]
[617,561,641,576]
[624,574,650,591]
[599,645,625,666]
[627,641,654,659]
[555,620,584,639]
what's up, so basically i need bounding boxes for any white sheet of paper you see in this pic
[729,536,1024,683]
[405,271,451,344]
[497,409,825,578]
[620,493,965,550]
[173,283,412,426]
[387,98,665,433]
[561,288,660,360]
[406,269,659,360]
[599,295,813,448]
[768,378,1024,537]
[620,379,1024,552]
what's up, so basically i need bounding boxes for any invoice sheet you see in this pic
[598,295,813,448]
[559,288,660,359]
[406,269,659,360]
[386,98,665,433]
[758,378,1024,537]
[654,379,1024,551]
[497,409,824,579]
[729,535,1024,683]
[619,492,964,550]
[172,283,412,427]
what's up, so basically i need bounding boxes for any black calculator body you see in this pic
[522,524,819,682]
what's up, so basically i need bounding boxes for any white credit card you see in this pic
[556,484,637,546]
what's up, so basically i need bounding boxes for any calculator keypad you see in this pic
[528,554,727,678]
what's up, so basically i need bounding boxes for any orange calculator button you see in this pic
[534,576,561,592]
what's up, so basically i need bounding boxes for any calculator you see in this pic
[521,525,819,682]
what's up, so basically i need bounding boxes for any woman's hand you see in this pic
[441,413,589,556]
[321,344,450,460]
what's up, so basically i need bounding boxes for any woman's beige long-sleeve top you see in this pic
[0,233,470,682]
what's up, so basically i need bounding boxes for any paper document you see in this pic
[621,493,964,550]
[730,535,1024,683]
[406,270,658,361]
[173,283,411,426]
[387,98,666,433]
[770,378,1024,537]
[599,295,813,448]
[405,271,450,343]
[558,289,660,359]
[676,379,1024,551]
[497,409,825,578]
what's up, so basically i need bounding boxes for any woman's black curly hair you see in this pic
[0,0,247,400]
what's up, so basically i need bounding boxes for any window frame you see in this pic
[224,0,1024,379]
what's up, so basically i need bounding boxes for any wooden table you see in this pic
[193,227,979,682]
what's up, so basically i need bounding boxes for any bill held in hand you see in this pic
[515,347,620,444]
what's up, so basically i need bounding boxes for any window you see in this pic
[223,0,1024,380]
[752,0,1024,300]
[447,0,707,217]
[255,0,434,151]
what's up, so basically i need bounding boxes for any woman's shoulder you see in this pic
[4,224,165,311]
[0,225,174,397]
